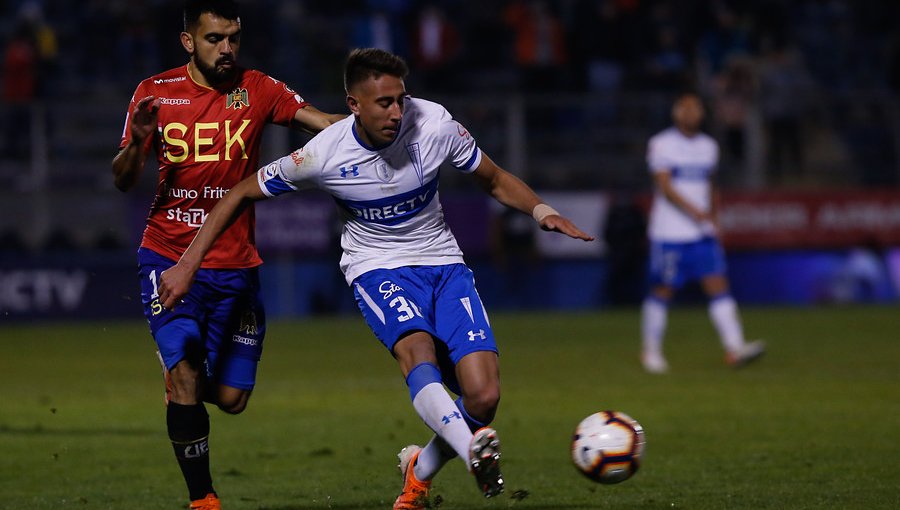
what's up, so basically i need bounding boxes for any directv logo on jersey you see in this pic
[337,177,439,225]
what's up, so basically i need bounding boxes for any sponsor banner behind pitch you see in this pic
[718,190,900,249]
[0,254,140,320]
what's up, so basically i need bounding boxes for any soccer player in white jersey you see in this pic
[641,93,765,374]
[157,48,594,508]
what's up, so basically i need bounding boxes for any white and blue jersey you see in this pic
[646,127,718,243]
[646,127,726,287]
[257,97,482,284]
[257,97,496,362]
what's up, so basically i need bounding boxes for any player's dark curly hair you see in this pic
[344,48,409,93]
[184,0,240,31]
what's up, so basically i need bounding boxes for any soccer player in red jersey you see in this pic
[111,1,343,508]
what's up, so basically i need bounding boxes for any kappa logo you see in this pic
[159,97,191,106]
[226,87,250,109]
[340,165,359,178]
[467,329,486,341]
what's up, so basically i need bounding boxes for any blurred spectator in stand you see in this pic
[603,192,647,306]
[645,25,690,91]
[757,42,814,185]
[2,18,38,160]
[490,202,540,309]
[572,0,630,125]
[640,1,691,91]
[116,3,161,87]
[697,4,750,82]
[839,102,897,186]
[459,1,515,92]
[577,0,627,92]
[410,3,460,93]
[352,1,411,58]
[503,0,568,92]
[709,57,756,182]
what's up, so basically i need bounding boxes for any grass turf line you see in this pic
[1,306,898,509]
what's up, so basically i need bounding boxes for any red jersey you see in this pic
[120,65,309,268]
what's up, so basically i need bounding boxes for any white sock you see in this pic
[641,297,668,355]
[413,434,457,481]
[412,383,473,462]
[709,295,745,352]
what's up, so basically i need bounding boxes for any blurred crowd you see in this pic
[0,0,899,279]
[3,0,899,96]
[2,0,900,185]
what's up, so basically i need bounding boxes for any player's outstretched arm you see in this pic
[112,96,160,192]
[293,105,347,134]
[472,153,595,242]
[157,176,268,309]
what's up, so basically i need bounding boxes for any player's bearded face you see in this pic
[194,51,238,87]
[186,13,241,87]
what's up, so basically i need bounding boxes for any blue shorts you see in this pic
[137,247,266,390]
[353,264,498,390]
[648,237,727,289]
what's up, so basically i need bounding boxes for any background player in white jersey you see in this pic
[157,48,594,509]
[641,93,765,374]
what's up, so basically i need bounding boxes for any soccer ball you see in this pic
[571,410,645,484]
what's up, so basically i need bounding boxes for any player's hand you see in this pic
[157,262,196,311]
[539,215,596,242]
[699,219,719,237]
[130,95,160,144]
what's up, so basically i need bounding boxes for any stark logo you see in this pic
[226,87,250,109]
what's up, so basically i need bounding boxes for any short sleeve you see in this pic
[646,136,674,174]
[257,145,321,197]
[257,73,310,127]
[437,108,481,172]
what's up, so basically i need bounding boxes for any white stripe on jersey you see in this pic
[355,282,386,324]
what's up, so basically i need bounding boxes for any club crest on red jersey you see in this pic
[226,88,250,109]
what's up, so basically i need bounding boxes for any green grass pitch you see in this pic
[2,306,899,509]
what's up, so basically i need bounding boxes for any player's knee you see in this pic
[168,361,203,404]
[215,388,251,414]
[466,387,500,423]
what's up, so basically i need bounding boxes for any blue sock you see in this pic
[406,362,442,401]
[455,396,488,432]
